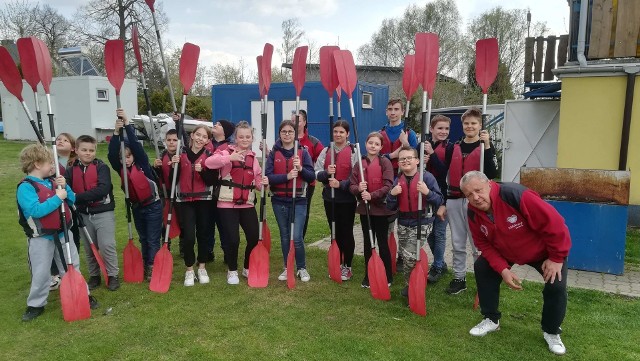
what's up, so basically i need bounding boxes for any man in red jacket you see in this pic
[461,171,571,356]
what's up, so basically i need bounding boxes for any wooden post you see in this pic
[544,36,557,80]
[558,35,569,67]
[525,37,534,83]
[534,36,544,82]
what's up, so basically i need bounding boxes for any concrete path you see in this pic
[310,225,640,297]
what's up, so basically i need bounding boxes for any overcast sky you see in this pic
[3,0,570,68]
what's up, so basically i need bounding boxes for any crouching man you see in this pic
[462,171,571,356]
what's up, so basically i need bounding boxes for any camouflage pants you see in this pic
[398,223,432,284]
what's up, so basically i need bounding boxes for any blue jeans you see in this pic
[272,201,307,270]
[132,200,163,267]
[427,215,448,269]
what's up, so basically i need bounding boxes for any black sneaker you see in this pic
[22,306,44,322]
[145,266,153,281]
[446,278,467,295]
[401,286,409,297]
[361,278,370,288]
[87,275,101,290]
[427,266,446,283]
[89,295,99,310]
[107,276,120,291]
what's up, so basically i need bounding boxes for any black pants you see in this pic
[218,207,259,271]
[474,255,568,334]
[324,200,356,267]
[177,201,211,267]
[302,185,315,238]
[361,214,392,283]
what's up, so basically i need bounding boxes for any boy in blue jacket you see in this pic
[108,109,162,279]
[387,146,443,297]
[17,144,98,321]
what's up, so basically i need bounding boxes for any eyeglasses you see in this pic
[280,130,294,135]
[398,156,416,163]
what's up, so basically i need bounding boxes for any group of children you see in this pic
[17,99,497,321]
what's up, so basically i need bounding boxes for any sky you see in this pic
[2,0,571,68]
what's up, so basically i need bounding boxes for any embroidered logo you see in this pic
[507,214,518,224]
[480,225,488,236]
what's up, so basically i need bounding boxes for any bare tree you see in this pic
[0,0,38,39]
[33,4,71,62]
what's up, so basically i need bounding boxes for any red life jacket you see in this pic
[18,178,72,238]
[324,144,354,181]
[448,143,481,198]
[71,161,110,207]
[121,164,156,206]
[427,140,448,178]
[218,150,256,205]
[380,126,407,172]
[177,149,213,202]
[271,148,307,198]
[397,173,427,219]
[160,151,173,191]
[362,155,383,193]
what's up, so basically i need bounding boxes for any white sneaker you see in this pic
[297,268,310,282]
[184,270,195,287]
[341,266,352,281]
[197,268,210,284]
[242,268,249,278]
[49,275,61,291]
[278,269,288,281]
[227,270,240,285]
[543,332,566,355]
[469,318,500,336]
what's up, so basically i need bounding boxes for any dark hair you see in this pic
[398,145,417,158]
[333,120,350,133]
[279,119,295,132]
[166,129,178,137]
[76,135,97,145]
[461,107,482,121]
[386,98,404,111]
[430,114,451,128]
[298,109,307,129]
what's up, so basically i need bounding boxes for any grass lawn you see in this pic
[1,137,639,360]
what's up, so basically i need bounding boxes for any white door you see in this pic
[502,100,560,183]
[282,100,308,123]
[250,100,275,158]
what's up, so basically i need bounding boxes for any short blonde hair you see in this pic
[234,120,254,138]
[20,144,53,174]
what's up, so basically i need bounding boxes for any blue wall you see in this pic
[212,81,389,148]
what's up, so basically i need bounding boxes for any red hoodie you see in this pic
[467,181,572,274]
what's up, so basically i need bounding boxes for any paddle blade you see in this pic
[123,239,144,283]
[262,43,274,94]
[248,241,269,288]
[59,267,91,322]
[16,37,40,91]
[0,47,25,101]
[287,240,296,289]
[368,250,391,301]
[388,231,397,274]
[33,38,52,94]
[132,25,143,74]
[328,239,342,284]
[320,45,340,95]
[409,264,427,316]
[333,50,357,98]
[336,85,342,102]
[475,38,499,94]
[179,43,200,95]
[149,244,173,293]
[257,55,264,98]
[144,0,155,11]
[262,220,271,253]
[104,39,125,95]
[473,292,480,310]
[90,242,109,286]
[162,202,181,239]
[402,54,419,100]
[414,32,439,95]
[292,45,308,96]
[419,248,429,279]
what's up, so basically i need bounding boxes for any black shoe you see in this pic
[427,266,446,284]
[446,278,467,295]
[89,295,99,310]
[22,306,44,322]
[361,278,370,288]
[401,286,409,297]
[87,275,101,290]
[107,276,120,291]
[145,266,153,281]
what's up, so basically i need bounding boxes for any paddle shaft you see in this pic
[140,74,166,198]
[33,92,44,139]
[150,10,177,112]
[480,93,487,174]
[329,96,336,240]
[20,100,45,145]
[258,95,268,241]
[163,95,187,243]
[290,96,301,241]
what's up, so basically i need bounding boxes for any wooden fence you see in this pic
[524,35,569,83]
[588,0,640,59]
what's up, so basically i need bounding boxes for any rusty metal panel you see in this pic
[519,167,630,205]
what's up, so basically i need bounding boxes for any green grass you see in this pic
[1,138,640,360]
[627,228,640,269]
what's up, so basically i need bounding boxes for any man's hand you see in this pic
[358,181,367,192]
[328,178,340,188]
[436,205,447,220]
[501,268,523,290]
[398,130,409,147]
[390,184,402,196]
[480,130,491,149]
[116,108,129,125]
[424,141,434,155]
[287,168,298,180]
[417,180,429,196]
[154,158,162,167]
[361,190,371,201]
[542,259,563,284]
